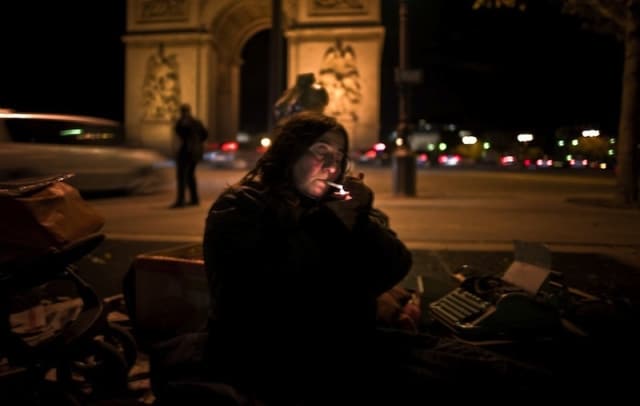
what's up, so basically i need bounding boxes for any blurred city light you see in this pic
[517,133,534,143]
[260,137,272,148]
[462,135,478,145]
[582,129,600,137]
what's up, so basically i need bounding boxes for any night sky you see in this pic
[385,0,623,139]
[0,1,623,142]
[0,2,126,121]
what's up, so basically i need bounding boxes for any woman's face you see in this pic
[292,131,346,199]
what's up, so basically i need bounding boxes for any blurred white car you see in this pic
[0,109,171,194]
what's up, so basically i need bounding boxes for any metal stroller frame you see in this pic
[0,177,137,405]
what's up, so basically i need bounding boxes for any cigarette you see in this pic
[326,180,348,195]
[416,275,424,294]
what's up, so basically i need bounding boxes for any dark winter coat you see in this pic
[202,181,412,403]
[174,116,207,162]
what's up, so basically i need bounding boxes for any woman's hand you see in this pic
[376,286,421,333]
[324,173,373,229]
[341,173,373,209]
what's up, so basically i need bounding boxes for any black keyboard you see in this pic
[429,284,562,340]
[429,287,491,328]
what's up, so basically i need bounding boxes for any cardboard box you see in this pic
[125,243,209,347]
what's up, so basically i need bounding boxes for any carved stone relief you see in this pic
[318,39,361,121]
[137,0,189,22]
[142,45,182,121]
[310,0,367,15]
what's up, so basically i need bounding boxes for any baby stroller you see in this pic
[0,174,137,405]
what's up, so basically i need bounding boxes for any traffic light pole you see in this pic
[391,0,417,197]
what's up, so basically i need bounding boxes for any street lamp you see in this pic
[391,0,417,197]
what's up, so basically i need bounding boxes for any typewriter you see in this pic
[429,259,566,341]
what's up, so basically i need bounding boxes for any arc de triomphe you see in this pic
[124,0,384,156]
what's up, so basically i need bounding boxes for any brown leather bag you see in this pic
[0,173,105,263]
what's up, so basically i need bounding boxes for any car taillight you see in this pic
[221,141,238,152]
[500,155,515,165]
[364,149,377,159]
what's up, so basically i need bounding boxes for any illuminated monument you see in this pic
[124,0,384,155]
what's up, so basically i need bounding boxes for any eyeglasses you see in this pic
[308,142,345,169]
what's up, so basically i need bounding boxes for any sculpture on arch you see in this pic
[318,38,362,122]
[141,44,182,121]
[273,73,329,123]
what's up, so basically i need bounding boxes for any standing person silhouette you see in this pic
[171,103,207,208]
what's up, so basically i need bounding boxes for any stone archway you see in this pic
[207,0,272,142]
[123,0,383,156]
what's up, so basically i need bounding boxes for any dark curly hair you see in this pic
[239,111,350,201]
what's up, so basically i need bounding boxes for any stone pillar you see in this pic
[123,0,213,157]
[285,0,384,152]
[123,32,213,157]
[215,60,241,142]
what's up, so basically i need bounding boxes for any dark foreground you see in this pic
[7,238,639,404]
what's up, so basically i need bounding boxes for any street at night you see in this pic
[87,165,637,256]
